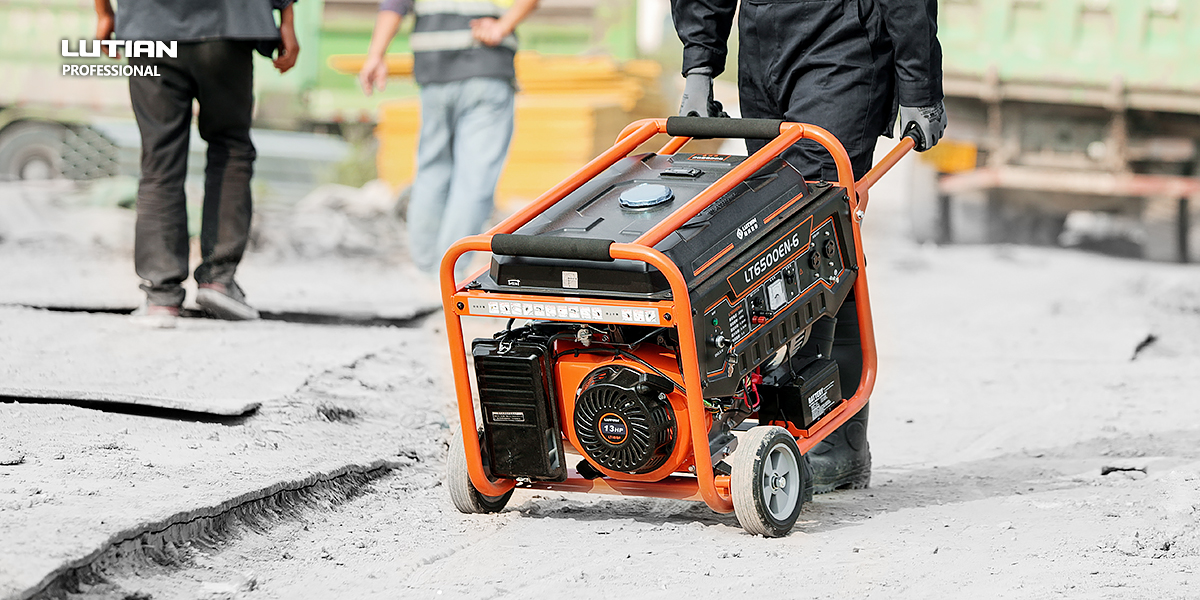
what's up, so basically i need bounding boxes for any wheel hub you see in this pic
[760,445,800,521]
[770,473,787,490]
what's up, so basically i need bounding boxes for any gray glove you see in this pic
[679,70,728,118]
[899,102,947,151]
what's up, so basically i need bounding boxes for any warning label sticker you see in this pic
[489,411,527,424]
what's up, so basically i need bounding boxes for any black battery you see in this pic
[757,358,842,430]
[472,337,567,481]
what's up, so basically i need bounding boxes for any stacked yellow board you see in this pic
[340,52,673,209]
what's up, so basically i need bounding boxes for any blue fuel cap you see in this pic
[619,183,674,209]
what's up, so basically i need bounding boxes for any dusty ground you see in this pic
[0,323,449,599]
[2,172,1199,599]
[45,239,1196,600]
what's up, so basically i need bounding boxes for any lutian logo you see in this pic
[62,40,178,58]
[61,40,176,77]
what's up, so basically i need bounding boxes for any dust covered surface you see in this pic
[3,179,1200,599]
[0,307,416,414]
[0,331,451,600]
[0,180,439,319]
[15,241,1196,600]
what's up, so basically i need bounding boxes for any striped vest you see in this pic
[411,0,517,86]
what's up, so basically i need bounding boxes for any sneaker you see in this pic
[131,302,181,329]
[196,282,260,321]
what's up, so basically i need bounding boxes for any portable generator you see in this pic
[442,117,914,537]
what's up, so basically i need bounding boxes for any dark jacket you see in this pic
[115,0,294,58]
[672,0,943,108]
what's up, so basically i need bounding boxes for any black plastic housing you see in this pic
[757,358,842,430]
[472,337,567,481]
[480,152,811,298]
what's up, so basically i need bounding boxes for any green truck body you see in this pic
[941,0,1200,111]
[929,0,1200,262]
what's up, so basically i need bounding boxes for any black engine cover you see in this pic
[481,152,810,298]
[574,366,676,474]
[472,151,859,400]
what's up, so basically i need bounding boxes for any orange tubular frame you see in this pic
[440,118,914,513]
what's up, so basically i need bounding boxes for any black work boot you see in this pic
[808,297,871,493]
[808,403,871,493]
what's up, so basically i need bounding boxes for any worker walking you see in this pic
[672,0,947,492]
[360,0,539,279]
[96,0,300,326]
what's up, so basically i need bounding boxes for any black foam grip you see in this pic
[665,117,784,140]
[491,234,615,262]
[903,122,925,149]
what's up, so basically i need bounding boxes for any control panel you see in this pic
[697,205,856,397]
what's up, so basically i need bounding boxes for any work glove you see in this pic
[679,70,729,118]
[899,101,947,151]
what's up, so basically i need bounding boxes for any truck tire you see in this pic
[0,121,66,181]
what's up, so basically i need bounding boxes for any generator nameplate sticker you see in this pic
[467,298,660,325]
[489,410,527,424]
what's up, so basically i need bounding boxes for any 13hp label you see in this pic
[727,218,811,298]
[598,413,629,445]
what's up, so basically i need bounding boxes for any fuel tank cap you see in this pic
[618,183,674,209]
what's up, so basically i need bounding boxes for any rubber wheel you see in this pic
[731,426,808,537]
[0,121,66,181]
[447,427,513,514]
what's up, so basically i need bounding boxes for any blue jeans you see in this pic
[408,77,515,276]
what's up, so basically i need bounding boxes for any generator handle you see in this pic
[664,116,785,140]
[491,234,615,262]
[854,134,917,215]
[634,122,855,247]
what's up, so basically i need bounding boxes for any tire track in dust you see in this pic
[400,518,521,592]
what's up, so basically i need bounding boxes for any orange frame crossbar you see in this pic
[440,119,913,514]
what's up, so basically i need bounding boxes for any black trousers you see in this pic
[738,0,896,182]
[735,1,892,410]
[128,40,256,307]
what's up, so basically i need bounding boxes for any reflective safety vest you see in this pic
[410,0,517,86]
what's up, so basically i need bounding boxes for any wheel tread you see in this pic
[731,425,808,537]
[447,428,513,514]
